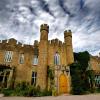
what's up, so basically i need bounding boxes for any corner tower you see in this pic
[37,24,49,89]
[64,30,74,65]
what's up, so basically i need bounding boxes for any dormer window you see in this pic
[54,52,60,65]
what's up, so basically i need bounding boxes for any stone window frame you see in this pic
[54,52,60,65]
[4,51,13,62]
[19,53,24,64]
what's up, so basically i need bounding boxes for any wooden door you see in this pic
[59,74,68,94]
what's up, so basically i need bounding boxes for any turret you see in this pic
[37,24,49,90]
[64,30,74,65]
[40,24,49,40]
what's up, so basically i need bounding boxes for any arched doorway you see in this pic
[59,74,68,94]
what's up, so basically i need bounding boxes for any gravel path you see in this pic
[0,94,100,100]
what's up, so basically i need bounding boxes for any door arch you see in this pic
[59,74,68,94]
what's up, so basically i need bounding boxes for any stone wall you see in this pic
[0,38,34,85]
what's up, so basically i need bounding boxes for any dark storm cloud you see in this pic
[80,0,85,9]
[0,0,8,10]
[39,0,54,17]
[0,0,100,55]
[59,0,70,15]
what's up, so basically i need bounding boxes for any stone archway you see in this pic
[59,74,68,94]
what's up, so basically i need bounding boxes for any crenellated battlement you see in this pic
[0,38,34,52]
[40,24,49,32]
[48,38,63,47]
[1,38,17,45]
[64,30,72,38]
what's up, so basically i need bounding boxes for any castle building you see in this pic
[0,24,100,94]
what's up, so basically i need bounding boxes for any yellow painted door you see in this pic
[59,74,68,94]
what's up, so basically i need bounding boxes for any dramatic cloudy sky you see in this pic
[0,0,100,55]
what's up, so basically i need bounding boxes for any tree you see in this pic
[70,51,94,94]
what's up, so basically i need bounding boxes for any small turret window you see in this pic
[54,52,60,65]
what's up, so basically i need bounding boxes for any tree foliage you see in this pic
[70,51,94,94]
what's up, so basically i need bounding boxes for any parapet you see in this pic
[40,24,49,33]
[1,38,17,45]
[55,38,59,44]
[0,38,34,53]
[49,38,63,47]
[64,30,72,38]
[2,40,7,43]
[8,38,17,45]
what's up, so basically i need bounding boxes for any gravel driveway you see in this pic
[0,94,100,100]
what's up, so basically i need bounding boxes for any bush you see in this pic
[1,88,14,96]
[95,88,100,93]
[1,82,52,97]
[41,89,52,96]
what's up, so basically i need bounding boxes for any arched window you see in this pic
[54,52,60,65]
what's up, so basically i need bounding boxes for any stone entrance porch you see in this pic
[0,64,14,88]
[54,65,71,94]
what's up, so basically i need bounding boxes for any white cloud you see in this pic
[0,0,100,56]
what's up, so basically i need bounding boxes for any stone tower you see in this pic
[64,30,74,65]
[37,24,49,89]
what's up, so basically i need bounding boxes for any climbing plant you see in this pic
[47,66,54,80]
[47,66,55,90]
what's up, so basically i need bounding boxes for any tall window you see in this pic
[54,52,60,65]
[33,55,38,65]
[19,53,24,64]
[31,72,37,85]
[4,51,13,62]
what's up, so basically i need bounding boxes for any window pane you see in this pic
[33,55,38,65]
[4,51,13,62]
[54,53,60,65]
[31,72,37,85]
[19,54,24,64]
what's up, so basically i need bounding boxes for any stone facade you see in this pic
[0,38,33,87]
[0,24,100,94]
